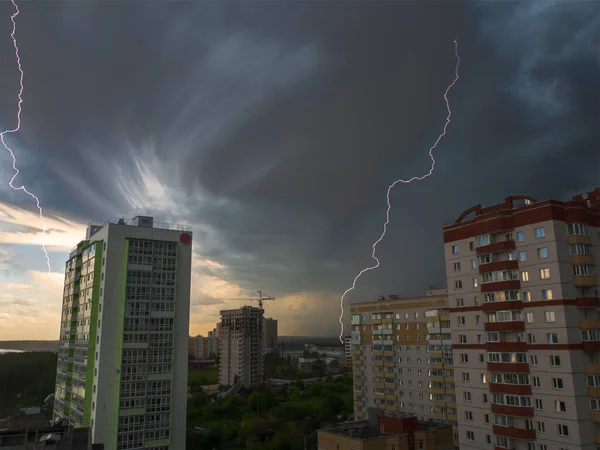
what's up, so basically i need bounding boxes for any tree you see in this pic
[311,360,326,377]
[209,352,220,365]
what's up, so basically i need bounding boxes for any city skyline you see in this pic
[1,1,599,341]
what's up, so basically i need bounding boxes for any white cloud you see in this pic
[0,202,86,252]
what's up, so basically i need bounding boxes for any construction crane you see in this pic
[221,290,275,309]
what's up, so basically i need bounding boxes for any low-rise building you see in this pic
[0,425,101,449]
[318,408,454,450]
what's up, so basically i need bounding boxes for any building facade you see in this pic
[443,189,600,450]
[189,331,218,360]
[52,217,193,450]
[318,408,454,450]
[350,289,458,447]
[344,336,352,368]
[262,317,278,354]
[219,306,264,387]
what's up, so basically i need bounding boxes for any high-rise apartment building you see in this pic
[219,306,264,387]
[443,189,600,450]
[53,217,193,450]
[349,289,458,448]
[262,317,278,354]
[189,331,219,359]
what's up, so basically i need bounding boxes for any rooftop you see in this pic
[88,215,192,234]
[0,426,98,449]
[325,423,384,440]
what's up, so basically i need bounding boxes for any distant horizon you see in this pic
[0,335,343,343]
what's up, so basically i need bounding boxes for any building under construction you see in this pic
[219,306,265,387]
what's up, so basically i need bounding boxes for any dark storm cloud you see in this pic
[0,1,598,334]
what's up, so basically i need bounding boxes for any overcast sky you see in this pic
[0,1,598,340]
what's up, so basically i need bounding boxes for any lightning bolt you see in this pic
[1,0,56,281]
[338,39,461,343]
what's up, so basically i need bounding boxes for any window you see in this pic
[517,231,524,242]
[478,253,491,264]
[462,372,471,382]
[414,312,419,319]
[466,431,474,441]
[537,421,545,433]
[537,247,548,259]
[460,353,468,363]
[557,424,569,437]
[473,277,478,288]
[453,262,461,272]
[476,315,481,325]
[459,335,467,344]
[552,378,564,390]
[519,251,527,261]
[547,333,558,344]
[523,291,531,302]
[471,259,476,269]
[455,280,463,289]
[527,334,536,344]
[469,241,474,251]
[570,243,592,255]
[535,398,543,410]
[486,332,500,342]
[521,271,529,282]
[494,414,508,426]
[465,411,473,421]
[590,398,600,410]
[530,355,538,366]
[535,227,546,238]
[567,223,589,236]
[544,311,556,323]
[477,235,490,247]
[539,268,550,280]
[452,245,460,255]
[526,312,534,323]
[554,400,566,413]
[455,298,464,307]
[532,376,540,387]
[457,316,466,326]
[573,264,596,276]
[463,391,472,402]
[481,373,487,384]
[484,414,490,424]
[542,289,553,300]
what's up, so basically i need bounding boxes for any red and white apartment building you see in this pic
[443,188,600,450]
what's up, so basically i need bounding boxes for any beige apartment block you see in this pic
[349,290,458,448]
[219,306,264,387]
[443,188,600,450]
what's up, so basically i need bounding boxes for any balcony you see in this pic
[486,342,527,352]
[485,321,525,332]
[480,280,521,293]
[491,404,534,417]
[568,235,593,245]
[487,363,529,373]
[581,319,600,329]
[489,383,532,395]
[479,260,519,274]
[492,425,536,440]
[577,297,600,308]
[574,275,598,287]
[586,364,600,375]
[477,240,516,255]
[482,301,523,312]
